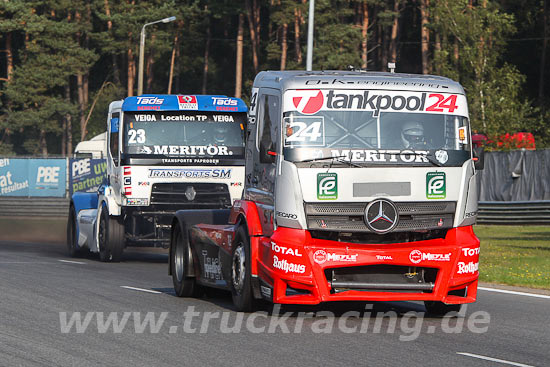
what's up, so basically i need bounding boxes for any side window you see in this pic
[110,112,120,166]
[258,94,280,154]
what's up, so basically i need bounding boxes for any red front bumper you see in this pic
[253,226,480,305]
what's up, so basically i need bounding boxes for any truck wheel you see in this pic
[424,288,466,316]
[98,207,125,262]
[231,226,255,312]
[171,224,201,297]
[66,206,81,257]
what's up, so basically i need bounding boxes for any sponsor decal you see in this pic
[230,182,243,187]
[376,255,393,261]
[435,150,449,164]
[317,172,337,200]
[457,261,479,274]
[464,211,477,218]
[330,149,429,163]
[140,145,233,156]
[273,255,306,274]
[124,186,132,196]
[285,90,465,117]
[136,96,164,105]
[177,95,198,110]
[284,116,325,147]
[276,211,298,220]
[124,176,131,185]
[426,172,446,199]
[211,97,238,107]
[260,285,272,298]
[271,242,302,257]
[36,166,60,185]
[461,247,480,257]
[409,249,452,264]
[148,168,231,179]
[71,159,91,178]
[138,181,150,186]
[133,114,202,122]
[202,251,223,280]
[313,250,358,265]
[123,166,131,175]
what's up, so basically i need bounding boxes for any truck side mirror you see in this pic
[473,146,484,170]
[259,140,276,164]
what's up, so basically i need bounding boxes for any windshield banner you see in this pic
[283,89,468,117]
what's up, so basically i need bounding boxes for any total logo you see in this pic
[271,242,302,257]
[212,97,238,106]
[457,261,479,274]
[313,250,358,265]
[409,249,452,264]
[137,96,164,105]
[293,90,324,115]
[461,247,480,257]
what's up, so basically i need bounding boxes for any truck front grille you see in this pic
[305,201,455,233]
[150,183,231,209]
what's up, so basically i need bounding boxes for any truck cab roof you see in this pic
[120,94,248,113]
[253,70,465,95]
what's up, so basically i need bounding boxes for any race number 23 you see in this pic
[426,94,458,113]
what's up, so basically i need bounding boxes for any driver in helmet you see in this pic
[214,126,228,144]
[401,121,426,149]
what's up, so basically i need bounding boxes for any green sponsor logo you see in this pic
[317,173,337,200]
[426,172,446,199]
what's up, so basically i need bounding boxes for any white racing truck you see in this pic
[170,71,485,314]
[67,94,248,261]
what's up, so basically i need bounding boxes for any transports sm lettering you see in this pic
[272,256,306,274]
[457,261,479,274]
[148,168,231,179]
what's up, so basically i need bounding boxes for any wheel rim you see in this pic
[174,232,185,282]
[232,244,246,293]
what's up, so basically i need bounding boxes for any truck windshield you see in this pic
[123,111,246,158]
[283,110,471,166]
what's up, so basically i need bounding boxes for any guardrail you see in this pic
[477,201,550,224]
[0,197,69,218]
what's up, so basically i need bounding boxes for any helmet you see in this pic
[401,121,425,148]
[214,126,227,144]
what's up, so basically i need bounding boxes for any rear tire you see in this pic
[171,224,201,297]
[98,206,125,262]
[231,226,255,312]
[424,288,466,315]
[66,206,81,257]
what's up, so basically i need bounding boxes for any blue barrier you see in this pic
[0,158,66,197]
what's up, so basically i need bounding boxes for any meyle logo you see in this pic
[313,250,358,264]
[212,97,238,106]
[409,250,451,264]
[137,97,164,105]
[293,90,324,114]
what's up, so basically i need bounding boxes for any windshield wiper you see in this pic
[298,155,363,168]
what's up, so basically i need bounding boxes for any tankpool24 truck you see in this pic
[67,94,248,262]
[169,71,484,314]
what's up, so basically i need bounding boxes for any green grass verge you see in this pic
[474,225,550,290]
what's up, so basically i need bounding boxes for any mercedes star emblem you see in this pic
[364,199,399,234]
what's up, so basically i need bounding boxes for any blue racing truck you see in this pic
[67,94,248,261]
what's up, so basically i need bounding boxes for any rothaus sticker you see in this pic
[426,172,446,199]
[317,172,337,200]
[283,89,468,117]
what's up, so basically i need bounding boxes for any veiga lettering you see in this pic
[37,166,60,183]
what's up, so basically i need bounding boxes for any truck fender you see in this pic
[98,185,121,216]
[70,192,100,241]
[169,209,231,276]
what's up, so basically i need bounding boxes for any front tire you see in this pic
[98,206,125,262]
[171,224,201,297]
[66,206,81,257]
[231,226,255,312]
[424,288,466,315]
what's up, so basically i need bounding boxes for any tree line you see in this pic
[0,0,548,156]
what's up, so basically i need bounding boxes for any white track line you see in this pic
[457,352,535,367]
[478,286,550,300]
[58,259,86,265]
[120,286,161,294]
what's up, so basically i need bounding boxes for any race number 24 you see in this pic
[426,94,458,113]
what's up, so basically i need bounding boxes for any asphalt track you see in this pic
[0,241,548,367]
